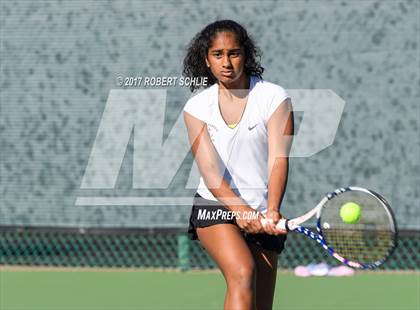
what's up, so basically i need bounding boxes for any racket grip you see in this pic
[260,218,289,231]
[276,219,289,231]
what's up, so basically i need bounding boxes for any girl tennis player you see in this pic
[183,20,294,310]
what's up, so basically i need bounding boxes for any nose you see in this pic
[222,55,232,68]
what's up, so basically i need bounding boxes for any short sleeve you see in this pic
[183,98,208,123]
[266,86,290,121]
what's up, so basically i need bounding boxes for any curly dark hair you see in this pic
[182,20,264,92]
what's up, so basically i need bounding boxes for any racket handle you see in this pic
[260,218,289,231]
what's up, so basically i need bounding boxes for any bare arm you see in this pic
[264,98,294,234]
[184,111,264,233]
[183,111,248,210]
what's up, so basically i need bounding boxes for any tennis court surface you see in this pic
[1,268,419,310]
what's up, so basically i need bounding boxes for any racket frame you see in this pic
[267,186,398,269]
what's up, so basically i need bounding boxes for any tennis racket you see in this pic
[261,186,398,269]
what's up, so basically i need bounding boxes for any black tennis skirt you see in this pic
[187,192,287,254]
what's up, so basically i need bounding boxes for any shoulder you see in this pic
[251,76,290,122]
[183,84,217,123]
[185,84,215,105]
[253,76,288,101]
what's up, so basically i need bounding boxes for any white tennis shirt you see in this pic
[183,75,290,213]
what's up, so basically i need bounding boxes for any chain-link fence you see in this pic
[0,226,418,270]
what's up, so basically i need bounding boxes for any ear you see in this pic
[205,57,210,68]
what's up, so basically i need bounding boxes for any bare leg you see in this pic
[248,242,278,310]
[197,224,256,310]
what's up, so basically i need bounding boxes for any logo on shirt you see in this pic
[248,124,258,131]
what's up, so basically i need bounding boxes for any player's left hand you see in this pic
[262,210,287,235]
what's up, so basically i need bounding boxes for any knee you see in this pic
[226,262,256,290]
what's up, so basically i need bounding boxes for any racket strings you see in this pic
[320,191,396,264]
[323,228,393,261]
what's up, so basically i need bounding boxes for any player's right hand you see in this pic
[261,210,288,235]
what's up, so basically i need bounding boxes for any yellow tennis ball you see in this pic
[340,202,361,224]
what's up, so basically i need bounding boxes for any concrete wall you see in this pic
[1,0,418,228]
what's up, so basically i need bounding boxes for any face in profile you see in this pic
[205,31,246,86]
